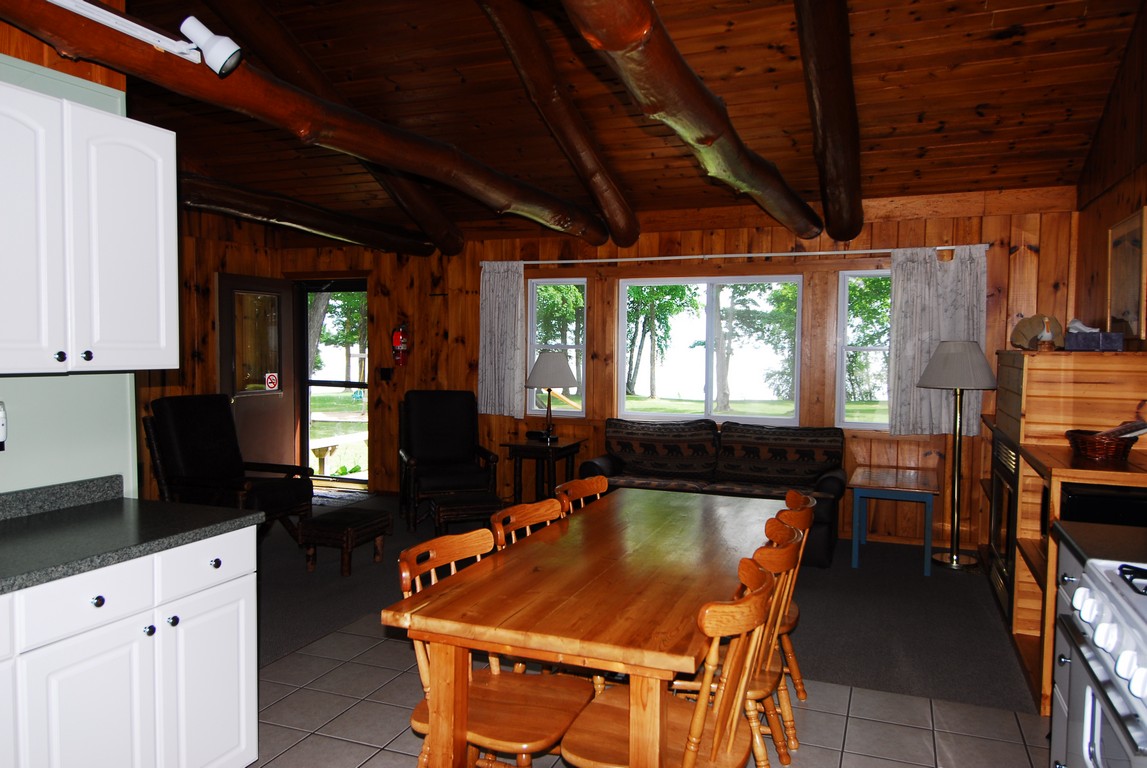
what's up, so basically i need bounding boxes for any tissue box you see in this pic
[1065,332,1125,351]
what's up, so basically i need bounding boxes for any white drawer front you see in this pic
[15,556,155,652]
[155,527,256,604]
[0,594,12,662]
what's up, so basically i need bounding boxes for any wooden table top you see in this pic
[849,465,940,494]
[381,487,785,678]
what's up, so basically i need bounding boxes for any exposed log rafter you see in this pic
[477,0,640,247]
[0,0,609,244]
[559,0,823,240]
[180,173,437,255]
[200,0,466,255]
[794,0,864,242]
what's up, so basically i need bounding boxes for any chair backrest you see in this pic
[750,523,803,669]
[399,528,496,598]
[400,390,480,464]
[684,561,776,768]
[491,498,565,549]
[784,489,815,512]
[398,528,497,689]
[555,475,607,514]
[148,394,246,482]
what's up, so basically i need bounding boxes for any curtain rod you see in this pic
[515,244,968,266]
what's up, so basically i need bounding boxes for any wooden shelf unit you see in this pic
[986,350,1147,715]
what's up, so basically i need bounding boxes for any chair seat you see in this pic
[561,684,753,768]
[410,669,594,754]
[418,464,494,494]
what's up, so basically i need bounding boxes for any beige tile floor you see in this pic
[253,611,1051,768]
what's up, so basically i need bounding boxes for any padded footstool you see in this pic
[427,492,506,535]
[298,504,393,577]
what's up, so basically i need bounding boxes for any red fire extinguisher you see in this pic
[391,324,410,366]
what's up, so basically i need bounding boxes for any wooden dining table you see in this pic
[380,487,786,768]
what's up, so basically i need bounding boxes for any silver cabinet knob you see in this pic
[1057,654,1071,666]
[1059,573,1077,585]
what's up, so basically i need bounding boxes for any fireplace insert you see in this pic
[987,434,1019,618]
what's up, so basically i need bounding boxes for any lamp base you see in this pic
[932,550,979,571]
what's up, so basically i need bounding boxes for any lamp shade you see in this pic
[526,351,578,390]
[917,341,997,390]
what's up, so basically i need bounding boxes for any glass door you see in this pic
[303,279,368,483]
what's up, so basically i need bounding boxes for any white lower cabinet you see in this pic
[156,574,257,768]
[12,527,257,768]
[1,593,15,768]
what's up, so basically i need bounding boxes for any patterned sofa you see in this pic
[579,418,846,566]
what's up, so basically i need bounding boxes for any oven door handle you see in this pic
[1058,615,1147,758]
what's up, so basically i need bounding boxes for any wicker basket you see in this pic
[1065,429,1138,462]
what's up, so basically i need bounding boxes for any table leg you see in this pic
[851,492,865,569]
[425,643,470,768]
[512,456,524,504]
[535,456,548,501]
[629,674,668,768]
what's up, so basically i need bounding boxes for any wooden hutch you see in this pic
[981,350,1147,715]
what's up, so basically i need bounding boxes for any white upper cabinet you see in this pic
[0,80,178,374]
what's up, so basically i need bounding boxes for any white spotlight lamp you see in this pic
[180,16,243,76]
[525,352,578,444]
[917,340,997,570]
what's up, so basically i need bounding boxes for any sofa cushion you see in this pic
[604,418,719,480]
[716,423,844,485]
[605,475,710,493]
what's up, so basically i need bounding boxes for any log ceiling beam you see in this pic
[477,0,639,247]
[559,0,823,240]
[0,0,609,245]
[794,0,864,242]
[180,174,437,255]
[200,0,466,255]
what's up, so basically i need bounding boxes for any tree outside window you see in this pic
[837,271,891,428]
[619,276,801,423]
[528,278,585,416]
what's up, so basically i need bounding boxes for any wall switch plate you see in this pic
[0,400,6,450]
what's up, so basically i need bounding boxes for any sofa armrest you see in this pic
[814,467,847,502]
[476,446,499,467]
[579,454,622,478]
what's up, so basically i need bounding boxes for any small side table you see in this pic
[850,466,940,576]
[501,438,584,503]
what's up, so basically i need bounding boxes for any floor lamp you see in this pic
[917,340,997,570]
[526,351,578,444]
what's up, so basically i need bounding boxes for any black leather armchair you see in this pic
[398,390,498,529]
[144,394,313,540]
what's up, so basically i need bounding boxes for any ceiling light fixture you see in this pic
[179,16,242,77]
[44,0,202,64]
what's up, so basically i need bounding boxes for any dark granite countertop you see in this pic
[0,498,264,594]
[1053,520,1147,566]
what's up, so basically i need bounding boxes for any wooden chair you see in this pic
[560,561,778,768]
[777,490,816,703]
[399,528,595,768]
[743,518,804,765]
[555,475,608,515]
[490,498,565,549]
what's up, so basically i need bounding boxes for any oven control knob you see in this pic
[1079,597,1100,624]
[1072,587,1092,611]
[1116,650,1139,680]
[1130,668,1147,699]
[1095,622,1120,652]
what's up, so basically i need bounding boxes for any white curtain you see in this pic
[889,244,989,436]
[478,261,526,418]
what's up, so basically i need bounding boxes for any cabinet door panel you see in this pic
[18,612,158,768]
[0,82,67,373]
[1,659,15,768]
[66,100,178,371]
[156,574,257,768]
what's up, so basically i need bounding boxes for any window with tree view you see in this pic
[837,271,891,428]
[528,279,585,416]
[305,280,368,481]
[619,277,801,423]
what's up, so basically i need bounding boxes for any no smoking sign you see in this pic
[265,373,279,390]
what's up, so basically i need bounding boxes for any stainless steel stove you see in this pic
[1055,522,1147,768]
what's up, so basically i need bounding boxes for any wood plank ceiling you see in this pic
[120,0,1140,247]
